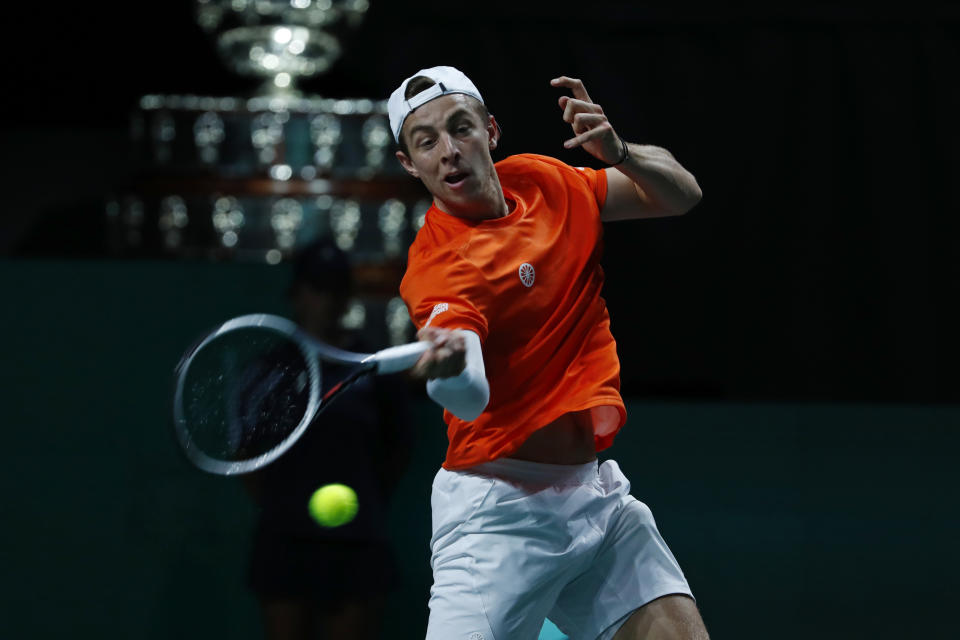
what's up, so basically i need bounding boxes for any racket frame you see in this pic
[172,313,379,475]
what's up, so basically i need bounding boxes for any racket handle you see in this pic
[372,341,431,374]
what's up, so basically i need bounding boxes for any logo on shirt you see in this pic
[426,302,448,326]
[518,263,535,288]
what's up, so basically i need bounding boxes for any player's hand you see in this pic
[412,327,467,380]
[551,76,626,165]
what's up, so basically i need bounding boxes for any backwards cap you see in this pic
[388,66,484,143]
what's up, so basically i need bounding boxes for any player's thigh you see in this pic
[612,594,708,640]
[550,462,693,639]
[424,551,496,640]
[426,538,569,640]
[426,467,582,640]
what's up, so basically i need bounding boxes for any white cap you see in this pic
[388,66,484,143]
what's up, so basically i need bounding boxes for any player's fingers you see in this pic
[550,76,593,102]
[437,349,466,378]
[413,328,466,378]
[422,348,452,379]
[563,122,613,149]
[446,332,466,351]
[422,347,460,378]
[562,98,603,125]
[418,326,454,349]
[417,326,440,342]
[573,112,608,131]
[410,350,434,378]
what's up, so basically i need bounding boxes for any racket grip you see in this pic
[373,341,431,374]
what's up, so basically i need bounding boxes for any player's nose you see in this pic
[438,131,459,162]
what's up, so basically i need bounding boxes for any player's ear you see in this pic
[487,115,501,150]
[395,150,419,178]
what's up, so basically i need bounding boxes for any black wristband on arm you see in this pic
[609,137,630,167]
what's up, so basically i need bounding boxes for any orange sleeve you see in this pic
[570,165,608,211]
[402,252,490,342]
[511,154,608,211]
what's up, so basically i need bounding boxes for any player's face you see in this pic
[396,94,504,220]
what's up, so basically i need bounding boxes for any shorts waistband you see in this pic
[466,457,600,486]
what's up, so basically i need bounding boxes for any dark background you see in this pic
[5,1,959,403]
[2,2,959,639]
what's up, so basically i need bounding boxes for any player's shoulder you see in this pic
[497,153,599,185]
[399,256,485,317]
[405,212,463,264]
[400,236,466,299]
[496,153,569,175]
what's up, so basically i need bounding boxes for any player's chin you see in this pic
[444,181,482,205]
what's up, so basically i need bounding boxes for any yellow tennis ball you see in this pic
[308,483,358,527]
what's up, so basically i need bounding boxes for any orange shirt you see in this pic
[400,153,626,470]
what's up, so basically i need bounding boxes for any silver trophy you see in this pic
[195,0,371,97]
[109,0,426,345]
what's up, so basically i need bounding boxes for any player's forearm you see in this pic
[617,143,702,215]
[426,330,489,421]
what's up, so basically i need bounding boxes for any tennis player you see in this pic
[392,66,707,640]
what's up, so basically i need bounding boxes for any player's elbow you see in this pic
[459,379,489,421]
[687,182,703,210]
[661,183,700,217]
[676,179,703,215]
[427,374,489,421]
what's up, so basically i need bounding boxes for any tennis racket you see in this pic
[171,313,428,475]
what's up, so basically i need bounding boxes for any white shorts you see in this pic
[425,457,693,640]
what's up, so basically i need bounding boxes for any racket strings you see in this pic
[178,328,316,463]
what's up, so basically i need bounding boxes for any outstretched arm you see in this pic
[412,327,489,422]
[551,75,702,221]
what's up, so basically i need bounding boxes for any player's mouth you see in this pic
[443,170,470,190]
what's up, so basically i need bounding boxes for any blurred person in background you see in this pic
[241,237,414,640]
